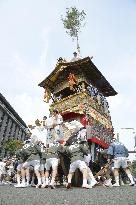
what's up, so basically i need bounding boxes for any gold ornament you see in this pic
[43,88,51,103]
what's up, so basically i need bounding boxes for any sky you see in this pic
[0,0,136,158]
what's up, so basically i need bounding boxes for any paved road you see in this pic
[0,185,136,205]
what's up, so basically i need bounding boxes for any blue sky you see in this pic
[0,0,136,156]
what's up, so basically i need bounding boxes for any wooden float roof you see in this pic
[38,57,117,97]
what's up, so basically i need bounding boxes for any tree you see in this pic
[3,139,23,156]
[61,7,86,54]
[131,160,136,177]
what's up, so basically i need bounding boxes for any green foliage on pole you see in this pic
[61,7,86,52]
[61,7,86,38]
[3,139,23,156]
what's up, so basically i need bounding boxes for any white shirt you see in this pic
[52,114,63,125]
[31,126,47,145]
[46,117,53,129]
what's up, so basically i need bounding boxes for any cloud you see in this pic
[11,92,49,125]
[0,23,50,125]
[39,27,51,71]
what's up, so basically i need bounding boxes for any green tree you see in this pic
[3,139,23,156]
[61,7,86,53]
[131,160,136,176]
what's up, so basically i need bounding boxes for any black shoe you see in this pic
[36,184,42,188]
[67,183,71,189]
[129,182,135,186]
[50,185,55,189]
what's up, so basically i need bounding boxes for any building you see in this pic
[0,93,28,156]
[39,55,117,159]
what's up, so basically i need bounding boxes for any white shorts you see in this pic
[17,163,23,171]
[22,160,40,171]
[45,158,59,171]
[69,160,87,173]
[114,157,128,169]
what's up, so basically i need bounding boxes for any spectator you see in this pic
[52,109,64,141]
[0,158,6,184]
[107,137,135,186]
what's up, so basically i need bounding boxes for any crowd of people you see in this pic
[0,109,135,189]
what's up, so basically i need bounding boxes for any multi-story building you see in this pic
[0,93,28,156]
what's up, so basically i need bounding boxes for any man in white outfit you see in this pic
[31,119,47,146]
[0,158,6,184]
[51,109,64,141]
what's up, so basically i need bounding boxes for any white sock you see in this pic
[17,175,21,184]
[68,178,71,184]
[50,177,55,185]
[45,178,49,185]
[83,179,87,186]
[127,173,134,184]
[22,178,26,184]
[115,176,119,184]
[38,178,41,185]
[42,177,46,184]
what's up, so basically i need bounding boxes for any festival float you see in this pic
[38,7,117,160]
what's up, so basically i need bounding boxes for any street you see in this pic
[0,185,136,205]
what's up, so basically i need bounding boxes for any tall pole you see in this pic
[76,34,80,56]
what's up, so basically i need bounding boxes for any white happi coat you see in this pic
[31,126,47,146]
[0,162,6,175]
[52,114,63,140]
